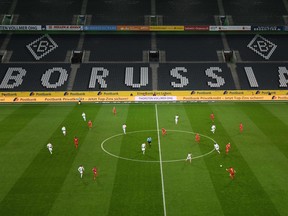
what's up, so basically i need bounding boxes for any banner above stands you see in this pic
[1,90,288,103]
[1,25,288,32]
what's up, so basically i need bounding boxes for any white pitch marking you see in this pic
[155,104,167,216]
[100,130,216,163]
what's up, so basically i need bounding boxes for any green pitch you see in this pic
[0,102,287,216]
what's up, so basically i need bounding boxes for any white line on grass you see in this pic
[100,129,215,163]
[155,104,167,216]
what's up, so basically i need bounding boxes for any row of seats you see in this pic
[0,64,287,91]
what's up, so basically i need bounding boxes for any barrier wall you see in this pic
[1,90,288,103]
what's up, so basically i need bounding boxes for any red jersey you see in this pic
[195,134,200,142]
[92,167,97,174]
[210,113,215,121]
[226,143,231,150]
[162,128,166,135]
[226,143,231,154]
[227,167,235,175]
[113,107,116,115]
[240,123,243,132]
[88,120,92,128]
[74,137,79,145]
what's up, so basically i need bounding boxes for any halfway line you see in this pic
[155,104,167,216]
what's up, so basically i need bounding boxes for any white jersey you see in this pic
[82,112,86,120]
[211,125,216,130]
[186,153,192,160]
[78,166,85,173]
[122,124,127,134]
[175,115,179,124]
[47,143,52,149]
[141,143,146,149]
[214,143,220,150]
[62,126,66,132]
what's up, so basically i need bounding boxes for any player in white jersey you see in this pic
[82,112,86,121]
[175,115,179,124]
[62,126,66,136]
[78,165,85,178]
[211,124,216,134]
[47,143,53,154]
[214,143,220,154]
[141,143,146,155]
[186,153,192,163]
[122,124,127,134]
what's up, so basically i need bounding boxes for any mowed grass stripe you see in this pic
[0,105,48,148]
[0,105,20,121]
[233,103,288,216]
[184,103,280,216]
[108,104,164,216]
[157,104,224,216]
[47,104,128,216]
[0,104,72,203]
[254,103,288,158]
[0,104,96,216]
[208,103,282,216]
[262,103,288,127]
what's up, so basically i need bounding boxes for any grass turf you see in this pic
[0,102,287,216]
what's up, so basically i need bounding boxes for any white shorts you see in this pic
[142,148,145,151]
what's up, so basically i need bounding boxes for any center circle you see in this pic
[101,130,216,163]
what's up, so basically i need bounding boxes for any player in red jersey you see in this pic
[226,167,236,179]
[113,107,116,116]
[162,128,166,136]
[226,142,231,154]
[88,120,93,129]
[74,136,79,149]
[239,123,243,133]
[92,167,97,180]
[210,113,215,122]
[195,133,200,143]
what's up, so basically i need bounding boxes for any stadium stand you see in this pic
[0,0,288,93]
[236,63,288,89]
[222,0,286,25]
[0,64,71,91]
[83,34,151,62]
[14,0,82,25]
[73,63,152,91]
[156,35,223,61]
[158,63,236,90]
[1,0,287,25]
[86,0,150,25]
[0,1,12,15]
[1,33,288,91]
[156,0,219,25]
[7,34,80,62]
[226,34,288,61]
